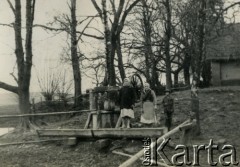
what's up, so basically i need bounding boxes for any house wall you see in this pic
[211,61,240,86]
[221,61,240,86]
[211,61,221,86]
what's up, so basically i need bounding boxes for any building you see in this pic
[206,24,240,86]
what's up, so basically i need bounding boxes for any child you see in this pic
[118,78,135,128]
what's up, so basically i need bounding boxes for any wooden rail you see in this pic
[0,109,95,119]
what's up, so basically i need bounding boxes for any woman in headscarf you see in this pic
[118,78,135,128]
[140,83,157,125]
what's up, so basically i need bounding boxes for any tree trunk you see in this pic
[0,0,36,130]
[109,36,117,86]
[116,35,126,81]
[201,60,211,87]
[101,0,116,86]
[19,90,31,129]
[18,0,35,130]
[164,0,172,90]
[192,0,206,85]
[173,72,179,87]
[70,0,82,107]
[184,53,191,86]
[142,0,155,88]
[91,0,140,86]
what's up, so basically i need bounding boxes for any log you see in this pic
[180,119,196,145]
[0,139,66,147]
[37,128,165,139]
[179,120,196,131]
[112,151,171,167]
[119,120,190,167]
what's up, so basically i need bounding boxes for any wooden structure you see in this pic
[84,110,120,129]
[206,23,240,86]
[88,87,120,129]
[87,74,143,129]
[37,128,166,139]
[118,119,195,167]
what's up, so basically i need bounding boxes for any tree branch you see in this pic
[10,72,18,84]
[76,31,104,40]
[7,0,15,15]
[0,23,14,28]
[0,81,18,94]
[118,0,141,34]
[77,16,95,42]
[33,24,66,31]
[110,0,116,14]
[223,2,240,12]
[91,0,103,19]
[34,24,104,40]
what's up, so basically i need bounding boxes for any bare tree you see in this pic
[91,0,141,86]
[37,70,60,102]
[70,0,82,107]
[0,0,36,130]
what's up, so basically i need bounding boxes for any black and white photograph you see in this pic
[0,0,239,166]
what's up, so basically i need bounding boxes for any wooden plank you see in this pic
[92,114,98,129]
[37,128,165,139]
[37,129,93,138]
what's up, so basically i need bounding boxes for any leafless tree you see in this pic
[91,0,141,86]
[0,0,36,130]
[37,70,60,102]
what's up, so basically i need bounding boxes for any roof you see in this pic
[206,23,240,60]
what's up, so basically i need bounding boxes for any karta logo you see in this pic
[142,138,239,166]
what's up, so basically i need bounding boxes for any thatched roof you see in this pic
[206,23,240,60]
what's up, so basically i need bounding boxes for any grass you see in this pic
[0,105,19,127]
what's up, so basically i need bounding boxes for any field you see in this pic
[0,86,239,167]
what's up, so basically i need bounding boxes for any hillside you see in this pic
[0,86,239,167]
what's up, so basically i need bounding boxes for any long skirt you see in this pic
[140,101,156,124]
[120,108,134,119]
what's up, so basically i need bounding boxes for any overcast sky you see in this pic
[0,0,103,94]
[0,0,240,94]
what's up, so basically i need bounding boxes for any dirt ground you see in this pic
[0,86,239,167]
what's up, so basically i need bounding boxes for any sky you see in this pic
[0,0,240,94]
[0,0,102,94]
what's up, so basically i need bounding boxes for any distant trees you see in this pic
[35,0,98,107]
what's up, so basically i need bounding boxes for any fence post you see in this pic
[89,89,96,110]
[31,98,36,123]
[191,78,200,135]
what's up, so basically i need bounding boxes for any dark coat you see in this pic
[119,86,135,109]
[162,94,174,113]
